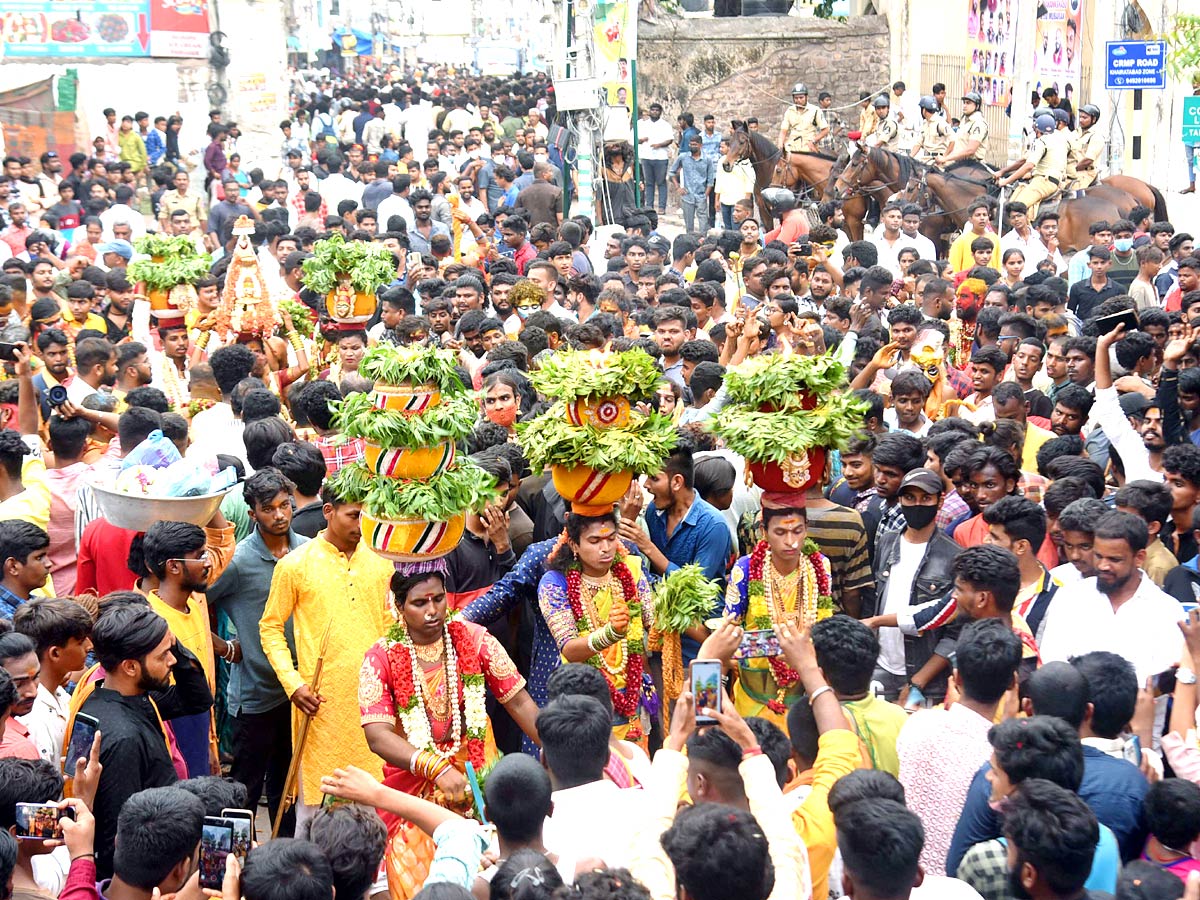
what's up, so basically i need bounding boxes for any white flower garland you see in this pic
[395,620,487,762]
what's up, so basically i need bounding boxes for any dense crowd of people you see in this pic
[1,61,1200,900]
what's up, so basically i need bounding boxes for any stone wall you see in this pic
[637,15,891,136]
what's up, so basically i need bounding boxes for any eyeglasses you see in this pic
[168,551,212,565]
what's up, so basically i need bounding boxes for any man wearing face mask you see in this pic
[1105,218,1139,291]
[869,468,960,705]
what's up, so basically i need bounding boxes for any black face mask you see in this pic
[901,504,938,531]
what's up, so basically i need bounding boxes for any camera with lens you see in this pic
[47,385,68,408]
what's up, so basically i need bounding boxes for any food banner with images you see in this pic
[593,0,635,110]
[966,0,1018,106]
[1033,0,1083,94]
[1,0,211,58]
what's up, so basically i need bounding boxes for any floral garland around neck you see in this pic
[384,613,487,771]
[746,538,832,714]
[566,557,645,725]
[159,356,189,410]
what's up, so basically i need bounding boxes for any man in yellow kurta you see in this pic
[260,488,394,824]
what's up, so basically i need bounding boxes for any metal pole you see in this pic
[631,57,641,206]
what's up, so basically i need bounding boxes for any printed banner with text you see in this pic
[1,0,211,58]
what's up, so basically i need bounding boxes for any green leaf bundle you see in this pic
[329,460,501,521]
[358,344,467,394]
[333,390,479,448]
[134,233,205,258]
[300,234,398,295]
[652,564,722,634]
[516,404,678,475]
[127,255,213,290]
[710,394,869,463]
[526,348,663,402]
[277,297,315,339]
[723,353,849,411]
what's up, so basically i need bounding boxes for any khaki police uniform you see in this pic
[959,111,989,162]
[1010,129,1070,219]
[869,114,900,150]
[1067,126,1106,190]
[782,104,828,153]
[914,115,951,161]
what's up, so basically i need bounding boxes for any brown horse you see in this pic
[723,122,868,238]
[831,142,1169,254]
[830,144,961,254]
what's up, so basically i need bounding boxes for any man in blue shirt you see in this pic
[668,134,715,235]
[947,656,1149,874]
[619,444,732,662]
[207,469,308,836]
[0,520,49,620]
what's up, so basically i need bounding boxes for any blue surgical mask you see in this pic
[1113,239,1133,252]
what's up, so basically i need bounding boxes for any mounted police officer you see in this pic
[996,113,1070,219]
[940,91,989,166]
[779,83,829,155]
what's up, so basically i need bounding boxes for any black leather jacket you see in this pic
[871,528,961,700]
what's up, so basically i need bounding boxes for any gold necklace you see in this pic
[413,638,444,662]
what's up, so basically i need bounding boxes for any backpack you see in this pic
[317,113,336,141]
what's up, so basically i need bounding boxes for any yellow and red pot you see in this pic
[551,465,632,514]
[363,512,465,562]
[748,449,826,493]
[566,395,631,429]
[325,274,375,324]
[370,382,442,415]
[363,440,455,481]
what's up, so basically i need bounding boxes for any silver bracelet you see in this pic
[809,685,835,704]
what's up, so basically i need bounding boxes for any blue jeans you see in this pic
[1188,143,1198,186]
[721,203,735,229]
[641,158,668,210]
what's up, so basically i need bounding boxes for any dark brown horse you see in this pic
[829,144,961,253]
[831,142,1169,254]
[723,122,868,238]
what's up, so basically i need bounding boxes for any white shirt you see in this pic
[186,402,249,471]
[897,228,938,261]
[18,682,71,764]
[912,876,986,900]
[402,101,436,147]
[638,117,675,161]
[98,204,146,241]
[871,231,909,279]
[1050,562,1083,586]
[1087,386,1163,484]
[879,538,928,675]
[1039,570,1185,682]
[319,173,364,213]
[1004,230,1066,277]
[65,377,101,407]
[376,194,415,233]
[544,779,643,869]
[883,408,932,436]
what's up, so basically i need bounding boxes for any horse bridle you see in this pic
[833,148,895,201]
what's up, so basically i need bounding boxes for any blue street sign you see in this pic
[1105,40,1166,90]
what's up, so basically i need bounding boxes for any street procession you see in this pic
[0,2,1199,900]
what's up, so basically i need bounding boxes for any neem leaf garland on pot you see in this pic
[709,351,868,492]
[127,233,211,316]
[330,342,497,562]
[516,347,677,516]
[300,233,397,323]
